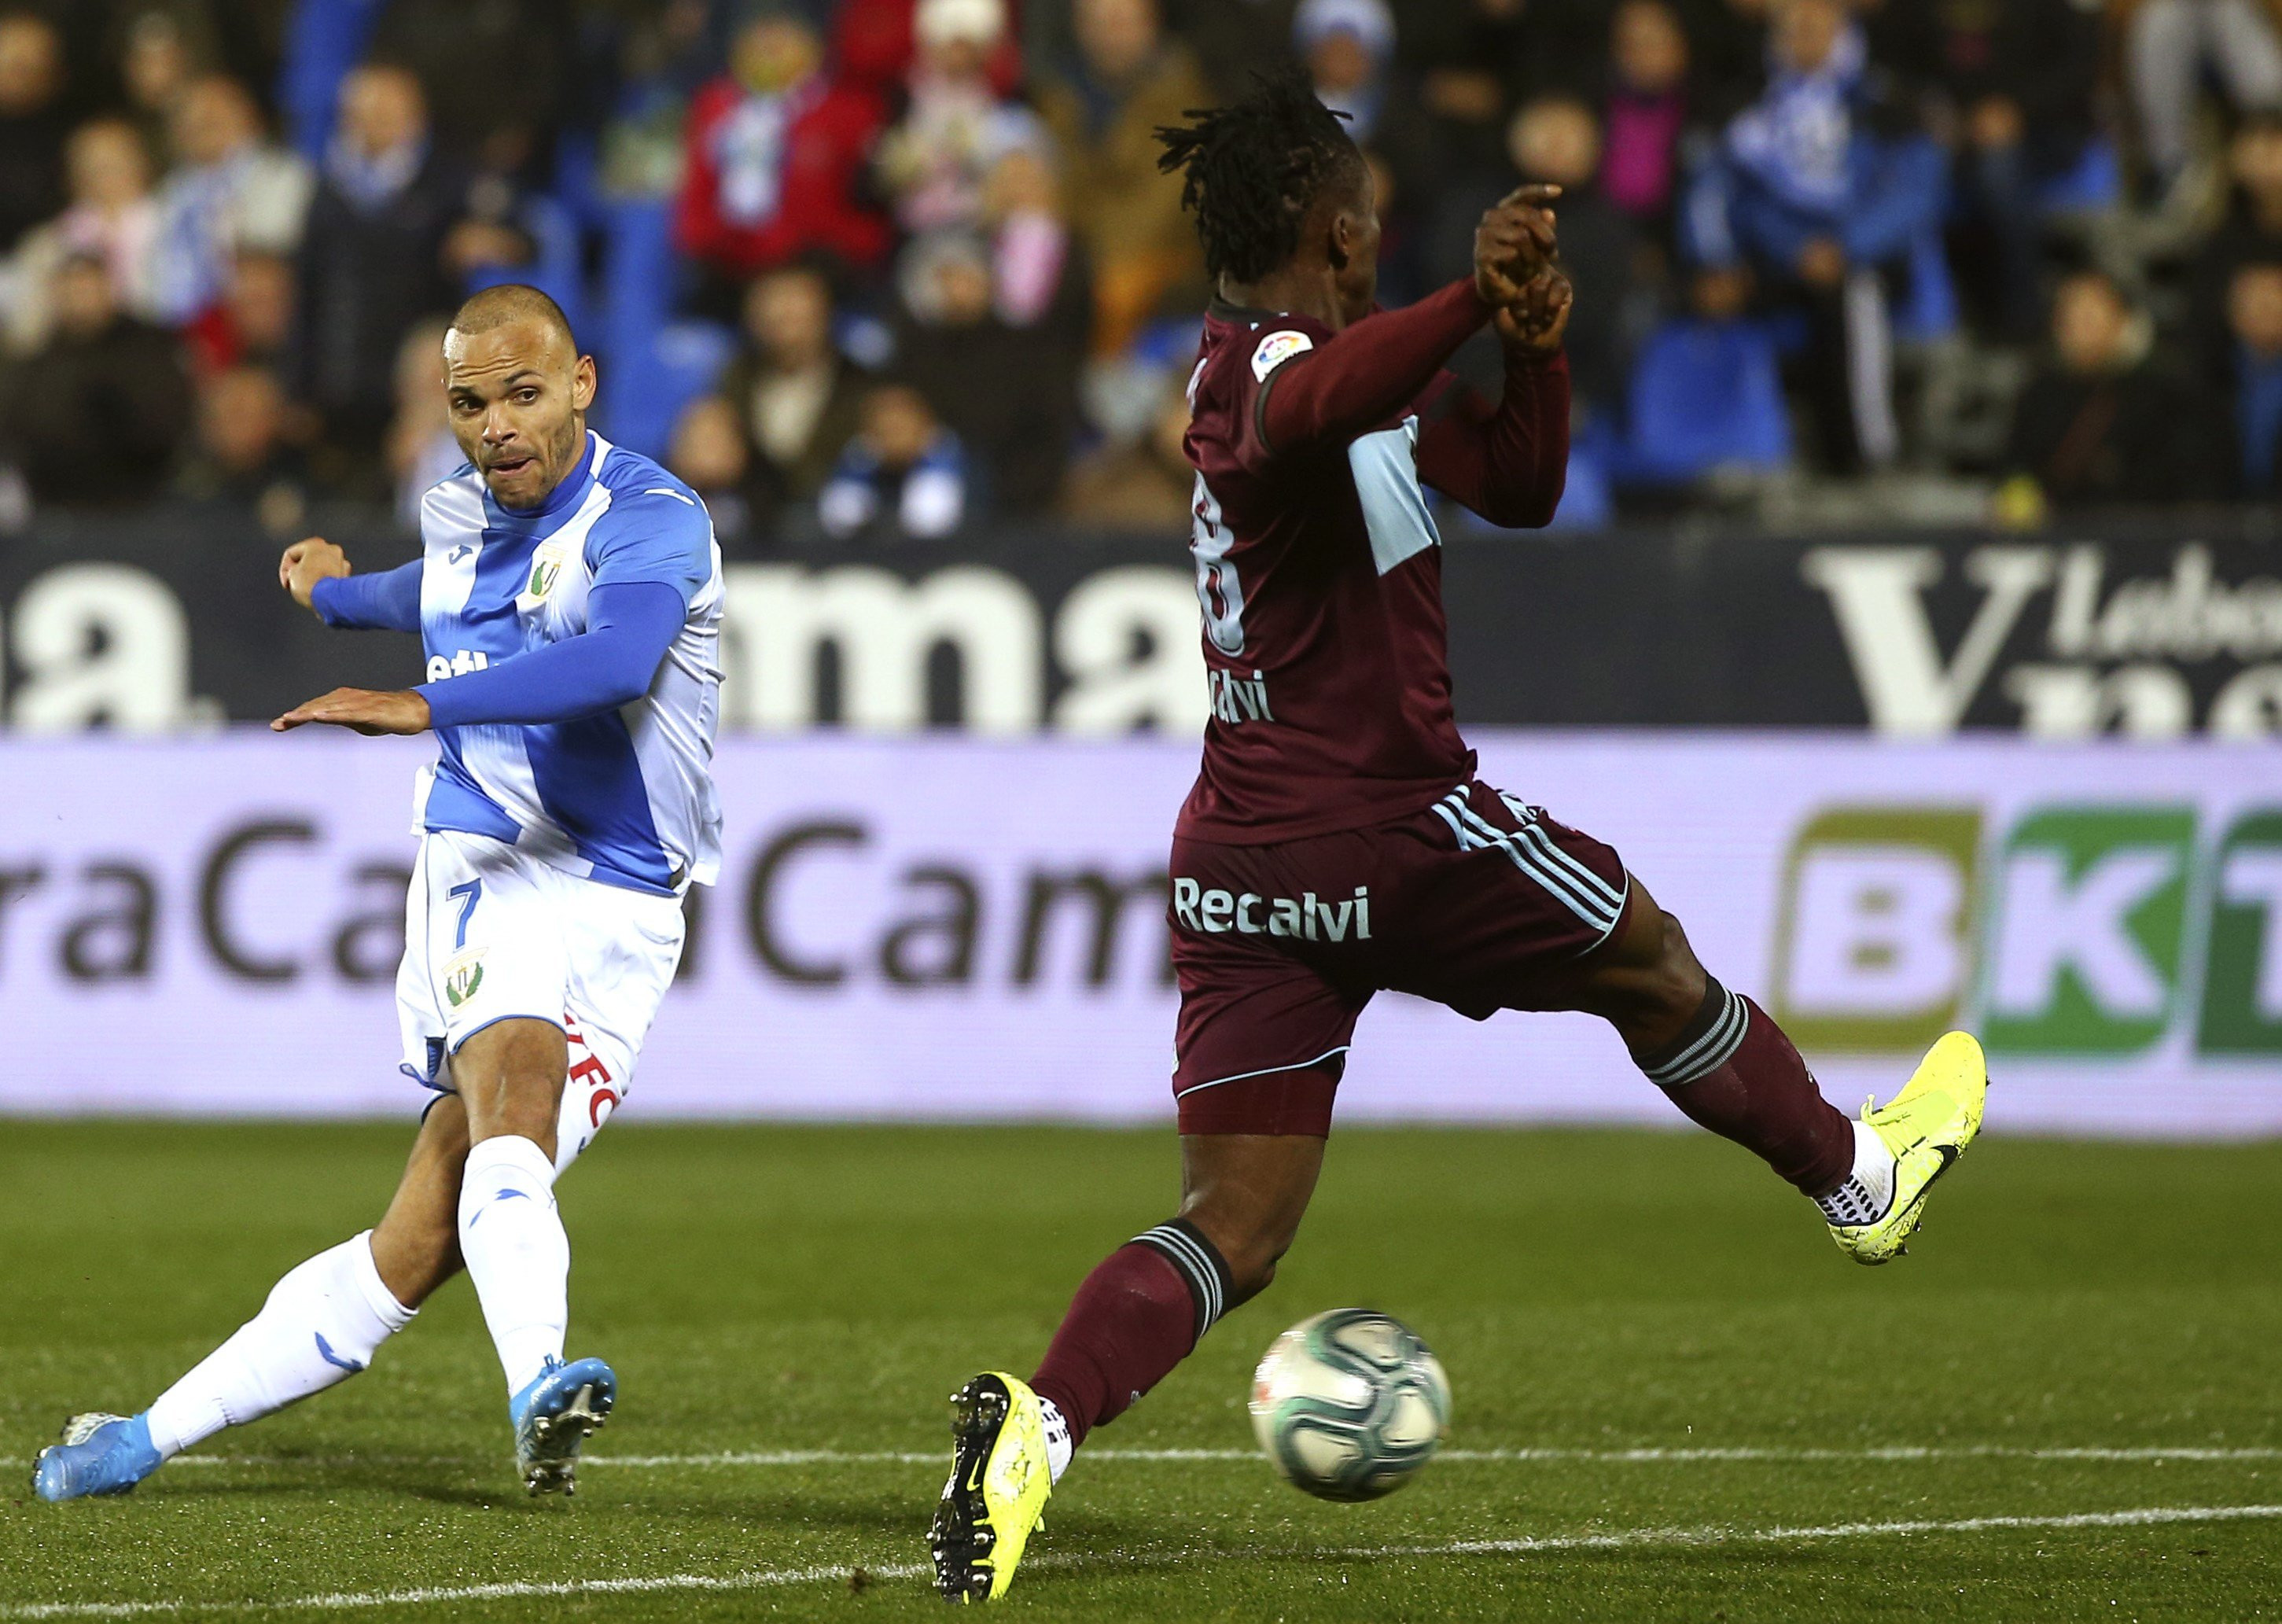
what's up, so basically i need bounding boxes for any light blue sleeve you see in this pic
[583,485,714,607]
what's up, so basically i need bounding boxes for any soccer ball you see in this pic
[1249,1309,1451,1501]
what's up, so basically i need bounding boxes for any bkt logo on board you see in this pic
[1771,803,2282,1056]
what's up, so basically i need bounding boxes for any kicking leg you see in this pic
[1575,882,1986,1263]
[32,1103,459,1503]
[1032,1132,1322,1462]
[931,1128,1326,1601]
[447,1016,616,1494]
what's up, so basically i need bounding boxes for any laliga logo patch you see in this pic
[442,948,487,1010]
[1252,330,1313,381]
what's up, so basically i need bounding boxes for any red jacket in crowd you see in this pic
[675,72,889,276]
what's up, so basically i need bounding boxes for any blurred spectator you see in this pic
[185,245,295,373]
[1869,0,2100,341]
[1434,96,1636,418]
[1158,0,1297,98]
[1684,0,1945,470]
[716,260,870,520]
[118,6,211,157]
[982,144,1089,337]
[2188,114,2282,377]
[6,117,164,353]
[895,226,1079,514]
[594,1,716,202]
[675,6,889,312]
[1399,0,1597,180]
[1681,0,1777,126]
[1060,370,1193,526]
[819,381,969,540]
[368,0,567,178]
[2125,0,2282,188]
[151,74,312,326]
[175,361,308,535]
[293,64,466,463]
[0,251,191,505]
[385,318,458,528]
[1296,0,1427,208]
[0,10,67,254]
[875,0,1042,236]
[2214,257,2282,498]
[2000,268,2207,515]
[1603,0,1691,230]
[668,392,764,548]
[1619,263,1795,483]
[1036,0,1209,354]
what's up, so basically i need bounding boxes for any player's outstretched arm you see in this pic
[270,583,683,735]
[1257,187,1561,458]
[280,537,423,632]
[413,580,683,728]
[1416,271,1574,529]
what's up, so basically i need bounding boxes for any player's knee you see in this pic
[1643,908,1707,1016]
[1584,900,1710,1045]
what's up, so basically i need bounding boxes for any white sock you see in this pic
[1815,1119,1899,1227]
[458,1135,570,1396]
[1039,1395,1074,1484]
[145,1232,414,1458]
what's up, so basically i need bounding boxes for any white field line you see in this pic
[587,1443,2282,1468]
[7,1442,2277,1471]
[3,1503,2280,1619]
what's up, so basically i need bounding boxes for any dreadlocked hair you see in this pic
[1155,66,1363,285]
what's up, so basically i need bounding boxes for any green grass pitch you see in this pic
[6,1120,2280,1620]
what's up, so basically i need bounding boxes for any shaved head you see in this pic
[448,283,577,355]
[442,284,596,510]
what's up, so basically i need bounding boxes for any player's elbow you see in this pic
[1481,476,1566,530]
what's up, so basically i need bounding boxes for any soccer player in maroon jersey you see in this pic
[929,71,1987,1603]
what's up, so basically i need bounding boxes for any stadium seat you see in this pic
[599,320,736,462]
[595,199,690,457]
[2036,137,2122,216]
[1618,319,1793,484]
[465,195,588,342]
[275,0,387,161]
[1892,226,1960,345]
[1545,422,1614,530]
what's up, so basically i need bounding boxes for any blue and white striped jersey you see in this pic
[414,431,723,896]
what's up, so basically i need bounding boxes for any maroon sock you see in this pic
[1636,980,1854,1195]
[1030,1220,1231,1451]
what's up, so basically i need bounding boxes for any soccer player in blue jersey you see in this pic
[34,285,723,1503]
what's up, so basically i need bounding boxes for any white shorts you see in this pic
[397,830,686,1173]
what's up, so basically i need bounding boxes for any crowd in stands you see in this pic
[2,0,2281,543]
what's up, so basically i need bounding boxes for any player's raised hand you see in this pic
[272,687,432,736]
[1474,183,1561,307]
[279,537,351,611]
[1496,268,1574,355]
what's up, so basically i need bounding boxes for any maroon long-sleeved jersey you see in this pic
[1176,278,1571,844]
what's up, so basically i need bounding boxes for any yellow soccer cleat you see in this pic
[1828,1030,1988,1265]
[930,1372,1054,1603]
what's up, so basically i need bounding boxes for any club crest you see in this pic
[442,949,487,1009]
[517,537,574,611]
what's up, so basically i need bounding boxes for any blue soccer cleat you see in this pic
[31,1412,164,1503]
[510,1356,615,1496]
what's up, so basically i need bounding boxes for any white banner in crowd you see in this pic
[1,733,2276,1136]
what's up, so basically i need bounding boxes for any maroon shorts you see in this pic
[1169,780,1632,1136]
